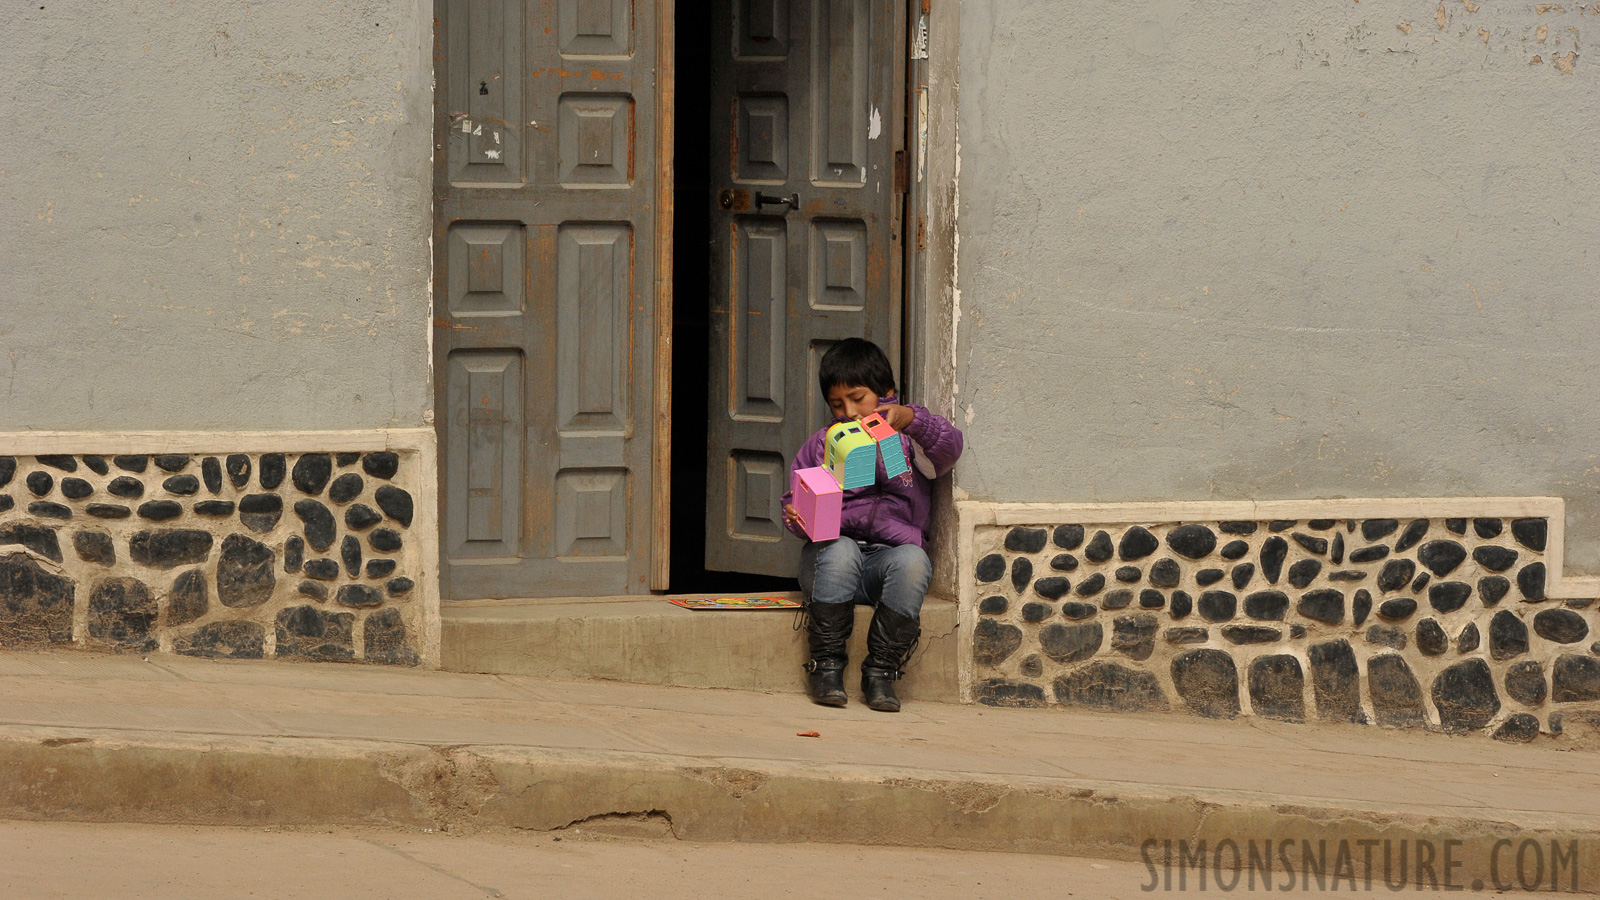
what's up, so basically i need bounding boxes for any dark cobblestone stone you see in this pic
[0,552,74,647]
[1297,589,1344,625]
[1171,649,1239,718]
[1033,576,1070,600]
[1308,640,1361,723]
[1101,589,1134,610]
[1368,654,1426,727]
[1243,590,1288,621]
[1053,661,1167,711]
[1504,660,1546,706]
[1493,713,1540,743]
[1053,525,1084,550]
[1479,576,1511,607]
[1393,519,1429,553]
[1352,590,1373,627]
[1005,527,1048,554]
[1118,526,1159,561]
[362,452,400,480]
[363,608,419,665]
[0,523,63,562]
[87,577,158,651]
[1084,530,1113,564]
[175,621,265,660]
[153,454,190,473]
[1366,624,1407,651]
[275,605,354,661]
[973,679,1046,708]
[1249,655,1305,721]
[1021,602,1053,623]
[1490,610,1529,661]
[1039,622,1103,664]
[1431,658,1500,732]
[217,534,276,608]
[128,529,212,569]
[973,618,1023,666]
[1011,557,1033,593]
[1111,614,1158,661]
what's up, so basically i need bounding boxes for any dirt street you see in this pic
[0,820,1574,899]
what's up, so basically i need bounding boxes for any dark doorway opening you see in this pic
[669,4,800,595]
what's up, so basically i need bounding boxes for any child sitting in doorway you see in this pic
[780,338,964,712]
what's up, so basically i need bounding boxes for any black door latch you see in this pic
[755,191,800,212]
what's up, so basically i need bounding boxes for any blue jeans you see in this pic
[799,539,931,620]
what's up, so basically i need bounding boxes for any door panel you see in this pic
[557,94,635,187]
[448,3,525,186]
[809,219,868,310]
[555,223,632,432]
[812,0,870,184]
[435,0,658,599]
[704,0,900,576]
[559,0,632,57]
[735,95,789,182]
[445,348,524,557]
[733,216,788,421]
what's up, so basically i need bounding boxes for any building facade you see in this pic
[2,0,1596,737]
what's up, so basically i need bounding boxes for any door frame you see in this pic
[651,2,675,590]
[651,0,957,590]
[900,0,961,597]
[430,0,957,595]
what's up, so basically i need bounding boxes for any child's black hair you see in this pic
[818,338,896,399]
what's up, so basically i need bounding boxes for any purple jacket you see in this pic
[781,398,964,548]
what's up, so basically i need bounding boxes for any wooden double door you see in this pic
[433,0,901,599]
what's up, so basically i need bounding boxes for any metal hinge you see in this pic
[893,151,908,194]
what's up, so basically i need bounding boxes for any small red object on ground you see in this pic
[797,730,820,738]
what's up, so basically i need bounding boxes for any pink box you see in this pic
[791,466,843,542]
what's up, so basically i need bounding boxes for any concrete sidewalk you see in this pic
[0,651,1596,892]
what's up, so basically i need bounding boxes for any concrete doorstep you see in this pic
[440,594,960,701]
[0,652,1596,894]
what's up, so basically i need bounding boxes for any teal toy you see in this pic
[859,412,909,479]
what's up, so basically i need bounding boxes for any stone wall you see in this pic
[966,507,1600,742]
[0,446,430,665]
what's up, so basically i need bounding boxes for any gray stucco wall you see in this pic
[0,1,433,432]
[955,1,1600,572]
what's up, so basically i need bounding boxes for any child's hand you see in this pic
[875,403,914,431]
[782,503,803,528]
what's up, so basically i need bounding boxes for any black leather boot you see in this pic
[804,600,855,707]
[860,605,920,713]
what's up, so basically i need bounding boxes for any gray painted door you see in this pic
[703,0,901,576]
[434,0,658,600]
